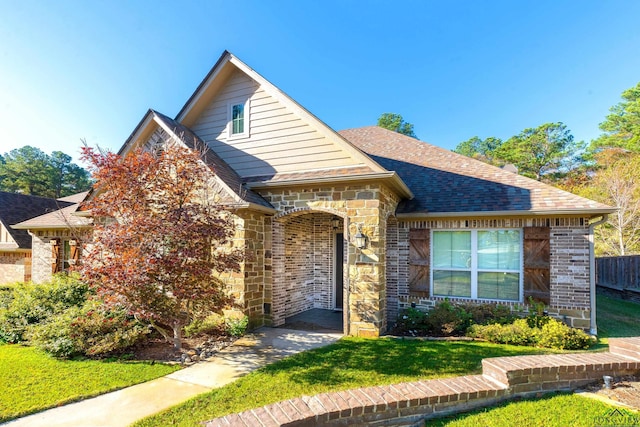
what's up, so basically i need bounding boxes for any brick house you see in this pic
[15,51,614,336]
[0,192,86,284]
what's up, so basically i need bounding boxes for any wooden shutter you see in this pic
[523,227,550,304]
[409,229,430,297]
[51,239,61,274]
[70,240,80,266]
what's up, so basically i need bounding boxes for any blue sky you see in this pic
[1,1,639,164]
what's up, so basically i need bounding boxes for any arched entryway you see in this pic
[271,210,346,333]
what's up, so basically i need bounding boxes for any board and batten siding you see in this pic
[191,68,365,178]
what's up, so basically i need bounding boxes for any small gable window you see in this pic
[232,104,244,134]
[228,99,250,139]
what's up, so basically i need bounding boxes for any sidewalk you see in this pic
[3,328,342,427]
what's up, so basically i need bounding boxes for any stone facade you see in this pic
[26,205,596,336]
[257,183,400,337]
[30,229,90,284]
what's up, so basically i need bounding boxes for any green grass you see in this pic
[135,337,553,427]
[0,344,181,423]
[430,392,634,427]
[596,291,640,342]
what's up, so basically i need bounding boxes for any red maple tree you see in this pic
[79,141,243,349]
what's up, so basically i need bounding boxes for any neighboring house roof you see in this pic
[12,202,92,230]
[0,192,75,249]
[58,192,89,204]
[339,126,615,217]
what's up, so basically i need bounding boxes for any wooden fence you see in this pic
[596,255,640,291]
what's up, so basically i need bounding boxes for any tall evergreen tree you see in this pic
[591,81,640,153]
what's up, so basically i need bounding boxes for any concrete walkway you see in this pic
[3,328,342,427]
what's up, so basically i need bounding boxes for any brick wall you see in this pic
[0,252,30,284]
[284,215,316,317]
[388,216,593,331]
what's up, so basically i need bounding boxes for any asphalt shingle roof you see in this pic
[339,126,613,215]
[0,192,75,249]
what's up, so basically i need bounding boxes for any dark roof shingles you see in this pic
[339,126,612,215]
[0,192,74,249]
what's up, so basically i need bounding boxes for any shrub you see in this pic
[224,314,249,337]
[538,319,596,350]
[394,307,428,335]
[393,301,518,337]
[468,318,540,346]
[468,317,595,350]
[0,274,89,343]
[0,283,16,310]
[463,303,517,326]
[28,300,150,358]
[526,297,551,329]
[424,300,473,336]
[184,313,224,337]
[26,306,81,357]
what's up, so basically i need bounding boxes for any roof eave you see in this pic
[246,172,413,199]
[234,202,277,214]
[11,223,92,230]
[397,208,617,219]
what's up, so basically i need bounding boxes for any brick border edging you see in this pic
[205,338,640,427]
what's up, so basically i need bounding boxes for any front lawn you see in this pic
[0,344,180,423]
[135,337,554,427]
[431,392,629,427]
[596,291,640,340]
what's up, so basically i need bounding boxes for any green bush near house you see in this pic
[26,300,150,358]
[0,275,149,357]
[393,301,518,337]
[0,274,89,343]
[468,317,595,350]
[184,313,225,337]
[394,300,594,350]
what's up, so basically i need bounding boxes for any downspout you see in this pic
[589,214,608,336]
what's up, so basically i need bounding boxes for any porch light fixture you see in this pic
[354,225,367,249]
[331,218,341,230]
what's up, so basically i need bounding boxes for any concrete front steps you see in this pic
[205,337,640,427]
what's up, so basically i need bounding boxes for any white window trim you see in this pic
[430,229,524,302]
[227,98,250,140]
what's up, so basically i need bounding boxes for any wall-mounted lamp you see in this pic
[354,224,367,249]
[331,218,341,230]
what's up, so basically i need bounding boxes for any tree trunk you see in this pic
[172,320,182,350]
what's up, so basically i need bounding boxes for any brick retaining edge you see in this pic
[205,337,640,427]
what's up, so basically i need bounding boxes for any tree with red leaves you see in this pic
[80,141,243,349]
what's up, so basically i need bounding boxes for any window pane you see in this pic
[432,231,471,269]
[232,104,244,134]
[433,270,471,297]
[478,272,519,300]
[478,230,520,270]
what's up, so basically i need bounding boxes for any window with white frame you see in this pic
[431,229,522,301]
[228,99,249,138]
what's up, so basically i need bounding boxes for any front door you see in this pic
[334,232,344,310]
